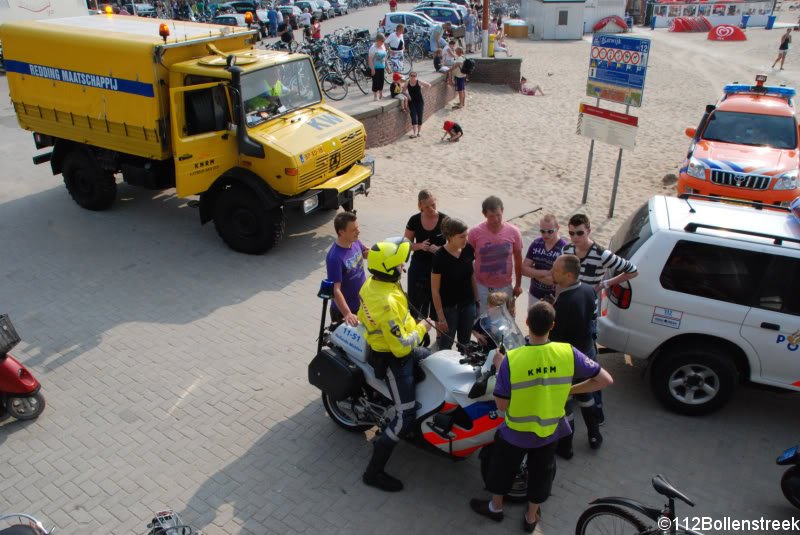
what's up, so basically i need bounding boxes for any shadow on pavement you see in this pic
[0,182,337,372]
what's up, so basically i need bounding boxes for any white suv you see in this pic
[598,194,800,415]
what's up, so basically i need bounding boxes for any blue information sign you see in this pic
[587,35,650,107]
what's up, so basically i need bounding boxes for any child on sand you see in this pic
[520,77,544,96]
[390,72,409,111]
[442,120,463,142]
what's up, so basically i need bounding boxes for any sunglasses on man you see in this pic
[568,230,587,236]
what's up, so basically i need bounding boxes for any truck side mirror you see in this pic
[685,127,697,139]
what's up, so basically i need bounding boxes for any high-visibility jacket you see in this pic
[358,277,426,358]
[505,342,575,438]
[265,80,283,96]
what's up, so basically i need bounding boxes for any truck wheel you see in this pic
[650,347,737,416]
[212,186,285,254]
[62,151,117,211]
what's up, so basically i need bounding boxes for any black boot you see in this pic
[363,441,404,492]
[556,431,574,460]
[581,406,603,450]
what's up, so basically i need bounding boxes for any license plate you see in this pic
[778,446,798,463]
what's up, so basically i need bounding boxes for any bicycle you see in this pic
[575,474,704,535]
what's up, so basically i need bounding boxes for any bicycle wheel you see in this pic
[408,42,424,62]
[398,55,412,75]
[321,73,348,101]
[352,59,371,94]
[575,505,649,535]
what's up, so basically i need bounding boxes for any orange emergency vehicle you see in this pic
[678,75,800,206]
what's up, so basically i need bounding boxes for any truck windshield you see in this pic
[702,111,797,150]
[242,59,321,128]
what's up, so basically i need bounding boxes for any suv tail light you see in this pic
[607,280,632,310]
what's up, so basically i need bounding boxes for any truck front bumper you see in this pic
[285,156,374,213]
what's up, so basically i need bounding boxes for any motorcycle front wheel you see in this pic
[782,465,800,510]
[6,392,46,420]
[479,444,528,503]
[322,393,373,432]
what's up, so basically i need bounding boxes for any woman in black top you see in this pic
[404,189,446,320]
[406,72,431,138]
[431,217,477,350]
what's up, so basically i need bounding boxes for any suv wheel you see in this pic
[651,347,737,416]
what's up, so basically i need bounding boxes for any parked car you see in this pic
[315,0,336,19]
[679,75,800,207]
[278,5,302,28]
[413,5,462,25]
[122,3,157,16]
[598,194,800,416]
[220,1,268,36]
[331,0,348,15]
[378,11,437,34]
[294,0,323,20]
[212,13,249,26]
[414,0,467,19]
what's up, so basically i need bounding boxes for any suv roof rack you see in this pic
[677,193,790,213]
[684,222,800,246]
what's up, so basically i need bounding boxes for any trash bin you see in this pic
[766,14,777,29]
[740,14,750,28]
[650,15,657,30]
[488,33,496,57]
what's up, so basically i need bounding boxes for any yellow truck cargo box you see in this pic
[0,15,254,159]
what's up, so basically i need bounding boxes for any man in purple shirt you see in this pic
[325,212,369,326]
[470,302,613,532]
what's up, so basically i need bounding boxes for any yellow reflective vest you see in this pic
[358,277,426,358]
[505,342,575,438]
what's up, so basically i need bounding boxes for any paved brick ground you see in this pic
[1,56,799,535]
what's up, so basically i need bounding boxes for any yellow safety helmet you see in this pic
[368,237,411,282]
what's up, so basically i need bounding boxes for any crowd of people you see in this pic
[324,194,637,527]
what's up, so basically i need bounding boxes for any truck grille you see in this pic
[709,170,771,190]
[297,132,365,190]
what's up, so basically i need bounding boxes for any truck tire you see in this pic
[62,151,117,211]
[650,346,737,416]
[212,186,285,254]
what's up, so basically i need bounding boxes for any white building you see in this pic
[522,0,627,39]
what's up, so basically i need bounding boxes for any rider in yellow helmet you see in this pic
[358,237,432,492]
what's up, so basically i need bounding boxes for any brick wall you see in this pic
[469,57,523,92]
[349,58,522,149]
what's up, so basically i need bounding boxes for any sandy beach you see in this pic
[357,18,800,248]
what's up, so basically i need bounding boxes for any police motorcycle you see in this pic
[308,276,529,498]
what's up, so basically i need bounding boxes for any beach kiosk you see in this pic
[641,0,773,27]
[522,0,587,39]
[522,0,627,39]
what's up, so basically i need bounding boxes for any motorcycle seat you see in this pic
[651,474,695,506]
[0,526,43,535]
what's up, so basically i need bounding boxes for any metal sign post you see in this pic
[608,104,630,218]
[581,97,600,204]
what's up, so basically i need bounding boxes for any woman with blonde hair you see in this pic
[404,190,447,320]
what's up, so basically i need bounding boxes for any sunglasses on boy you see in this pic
[539,229,556,234]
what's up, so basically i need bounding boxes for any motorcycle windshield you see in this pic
[478,306,526,351]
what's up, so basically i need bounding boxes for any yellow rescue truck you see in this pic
[0,15,373,253]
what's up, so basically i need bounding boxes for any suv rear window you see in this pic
[659,240,769,306]
[609,202,652,260]
[702,110,797,150]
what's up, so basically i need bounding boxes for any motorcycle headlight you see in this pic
[686,158,706,180]
[774,169,798,190]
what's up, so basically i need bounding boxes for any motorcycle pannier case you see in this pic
[308,347,364,400]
